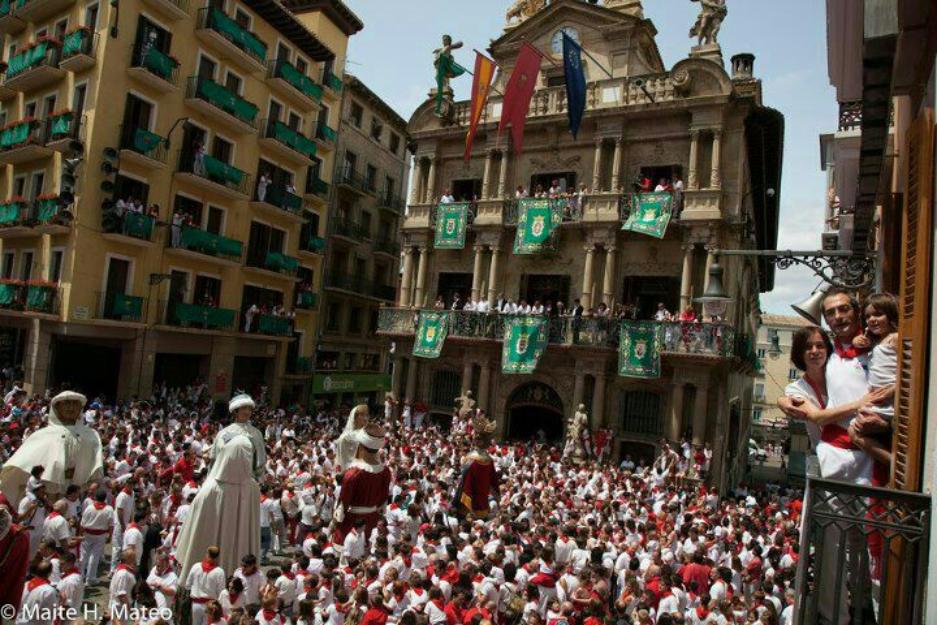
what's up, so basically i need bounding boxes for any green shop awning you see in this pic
[312,372,391,395]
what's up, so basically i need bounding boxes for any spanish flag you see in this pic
[464,51,496,162]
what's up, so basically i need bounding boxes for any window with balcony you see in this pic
[366,165,377,192]
[753,407,763,422]
[754,383,765,401]
[224,71,242,95]
[247,221,293,274]
[389,132,400,155]
[85,3,99,29]
[29,173,44,201]
[326,302,341,331]
[121,93,161,160]
[360,212,372,237]
[295,56,307,75]
[206,206,224,235]
[20,251,33,281]
[2,252,14,279]
[350,101,363,127]
[198,56,216,81]
[370,118,383,142]
[174,194,203,224]
[134,17,175,81]
[451,178,481,202]
[194,275,221,307]
[276,43,289,62]
[234,8,250,28]
[212,136,233,163]
[73,84,87,115]
[349,307,363,333]
[49,250,63,282]
[287,112,301,132]
[384,176,396,202]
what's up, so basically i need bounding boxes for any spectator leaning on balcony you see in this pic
[433,295,446,310]
[257,172,271,203]
[515,185,528,199]
[439,188,454,204]
[654,178,673,192]
[673,174,685,216]
[450,292,464,310]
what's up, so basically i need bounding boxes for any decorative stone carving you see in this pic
[505,0,547,27]
[689,0,727,46]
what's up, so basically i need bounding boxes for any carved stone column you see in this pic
[610,137,623,191]
[462,361,474,395]
[405,358,418,401]
[679,243,695,311]
[592,138,603,191]
[669,381,685,441]
[602,245,617,307]
[688,130,700,190]
[581,245,596,309]
[710,130,722,188]
[471,245,485,301]
[572,369,585,410]
[481,149,494,199]
[593,372,607,428]
[692,381,709,446]
[703,247,716,295]
[497,150,510,198]
[478,360,491,411]
[424,157,437,204]
[399,246,415,307]
[413,247,429,308]
[486,245,501,307]
[409,159,423,205]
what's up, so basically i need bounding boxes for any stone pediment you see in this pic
[489,0,663,79]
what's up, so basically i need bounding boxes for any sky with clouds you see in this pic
[342,0,835,314]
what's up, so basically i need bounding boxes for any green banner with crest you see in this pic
[622,192,672,239]
[513,198,564,254]
[618,320,661,378]
[413,311,449,358]
[501,315,549,374]
[434,203,469,249]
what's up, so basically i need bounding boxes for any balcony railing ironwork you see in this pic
[163,299,237,330]
[177,150,251,196]
[377,308,737,356]
[0,281,59,313]
[267,58,323,102]
[330,216,369,241]
[794,470,931,625]
[186,75,259,127]
[171,224,243,260]
[198,7,267,66]
[96,291,145,321]
[130,44,179,86]
[119,124,167,163]
[327,273,395,301]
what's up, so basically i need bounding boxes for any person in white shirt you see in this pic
[42,500,71,547]
[234,554,265,611]
[122,510,145,567]
[56,551,84,615]
[110,484,134,574]
[463,299,476,312]
[16,560,60,625]
[260,485,276,564]
[108,549,137,625]
[440,189,455,204]
[342,519,367,560]
[476,299,489,313]
[146,549,178,611]
[79,490,113,582]
[186,546,227,625]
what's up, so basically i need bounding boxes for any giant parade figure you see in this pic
[454,412,499,519]
[332,421,393,544]
[0,391,102,507]
[174,393,264,576]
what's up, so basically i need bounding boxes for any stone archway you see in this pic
[505,381,565,442]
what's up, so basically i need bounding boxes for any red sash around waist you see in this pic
[821,424,857,450]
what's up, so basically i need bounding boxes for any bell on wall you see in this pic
[791,287,829,326]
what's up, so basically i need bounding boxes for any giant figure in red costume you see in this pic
[454,413,499,519]
[333,422,392,544]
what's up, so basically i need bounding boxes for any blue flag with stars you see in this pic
[563,31,586,138]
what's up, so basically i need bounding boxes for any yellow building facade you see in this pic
[0,0,362,404]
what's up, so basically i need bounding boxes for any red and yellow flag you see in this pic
[464,51,496,162]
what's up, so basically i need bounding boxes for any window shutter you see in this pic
[892,109,934,491]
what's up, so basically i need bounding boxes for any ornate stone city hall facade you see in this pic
[378,0,782,490]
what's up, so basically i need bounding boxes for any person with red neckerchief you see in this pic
[108,548,137,625]
[186,546,227,625]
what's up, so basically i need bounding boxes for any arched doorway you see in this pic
[506,382,564,442]
[618,440,658,467]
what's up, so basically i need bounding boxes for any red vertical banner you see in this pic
[464,52,496,162]
[498,43,542,155]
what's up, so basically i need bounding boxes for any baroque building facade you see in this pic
[0,0,362,404]
[379,0,782,491]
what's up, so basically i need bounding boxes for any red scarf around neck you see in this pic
[834,338,867,360]
[201,559,217,573]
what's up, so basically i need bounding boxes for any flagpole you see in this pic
[575,42,614,80]
[524,41,562,70]
[459,63,505,97]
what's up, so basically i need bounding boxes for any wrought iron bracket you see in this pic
[716,249,877,290]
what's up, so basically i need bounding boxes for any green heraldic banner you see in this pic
[513,198,564,254]
[502,316,549,374]
[622,192,672,239]
[618,320,661,378]
[413,311,449,358]
[434,203,470,249]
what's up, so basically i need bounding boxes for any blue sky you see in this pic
[343,0,834,314]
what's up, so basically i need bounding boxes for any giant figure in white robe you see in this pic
[0,391,102,508]
[173,394,264,576]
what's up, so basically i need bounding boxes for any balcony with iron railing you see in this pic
[266,58,323,108]
[162,299,237,330]
[102,208,156,244]
[330,216,370,242]
[8,0,76,26]
[326,272,395,301]
[58,27,96,73]
[377,308,737,357]
[0,117,52,163]
[314,121,336,148]
[794,459,931,625]
[377,190,405,214]
[185,75,259,134]
[2,35,64,92]
[128,43,180,92]
[245,249,299,277]
[305,176,329,199]
[252,183,304,220]
[176,150,252,200]
[119,124,168,168]
[95,291,146,322]
[0,279,59,315]
[140,0,187,20]
[296,290,318,310]
[168,224,243,266]
[299,233,326,255]
[336,163,375,195]
[195,7,267,73]
[259,117,317,163]
[323,69,342,93]
[373,236,400,257]
[286,356,313,375]
[45,110,83,151]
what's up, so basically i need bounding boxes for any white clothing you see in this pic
[42,512,71,545]
[234,567,265,606]
[146,566,179,610]
[122,524,144,565]
[174,426,262,577]
[17,579,60,625]
[867,341,896,420]
[108,566,137,625]
[57,570,84,610]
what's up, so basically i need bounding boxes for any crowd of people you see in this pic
[0,372,811,625]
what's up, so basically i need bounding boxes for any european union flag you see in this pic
[563,31,586,138]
